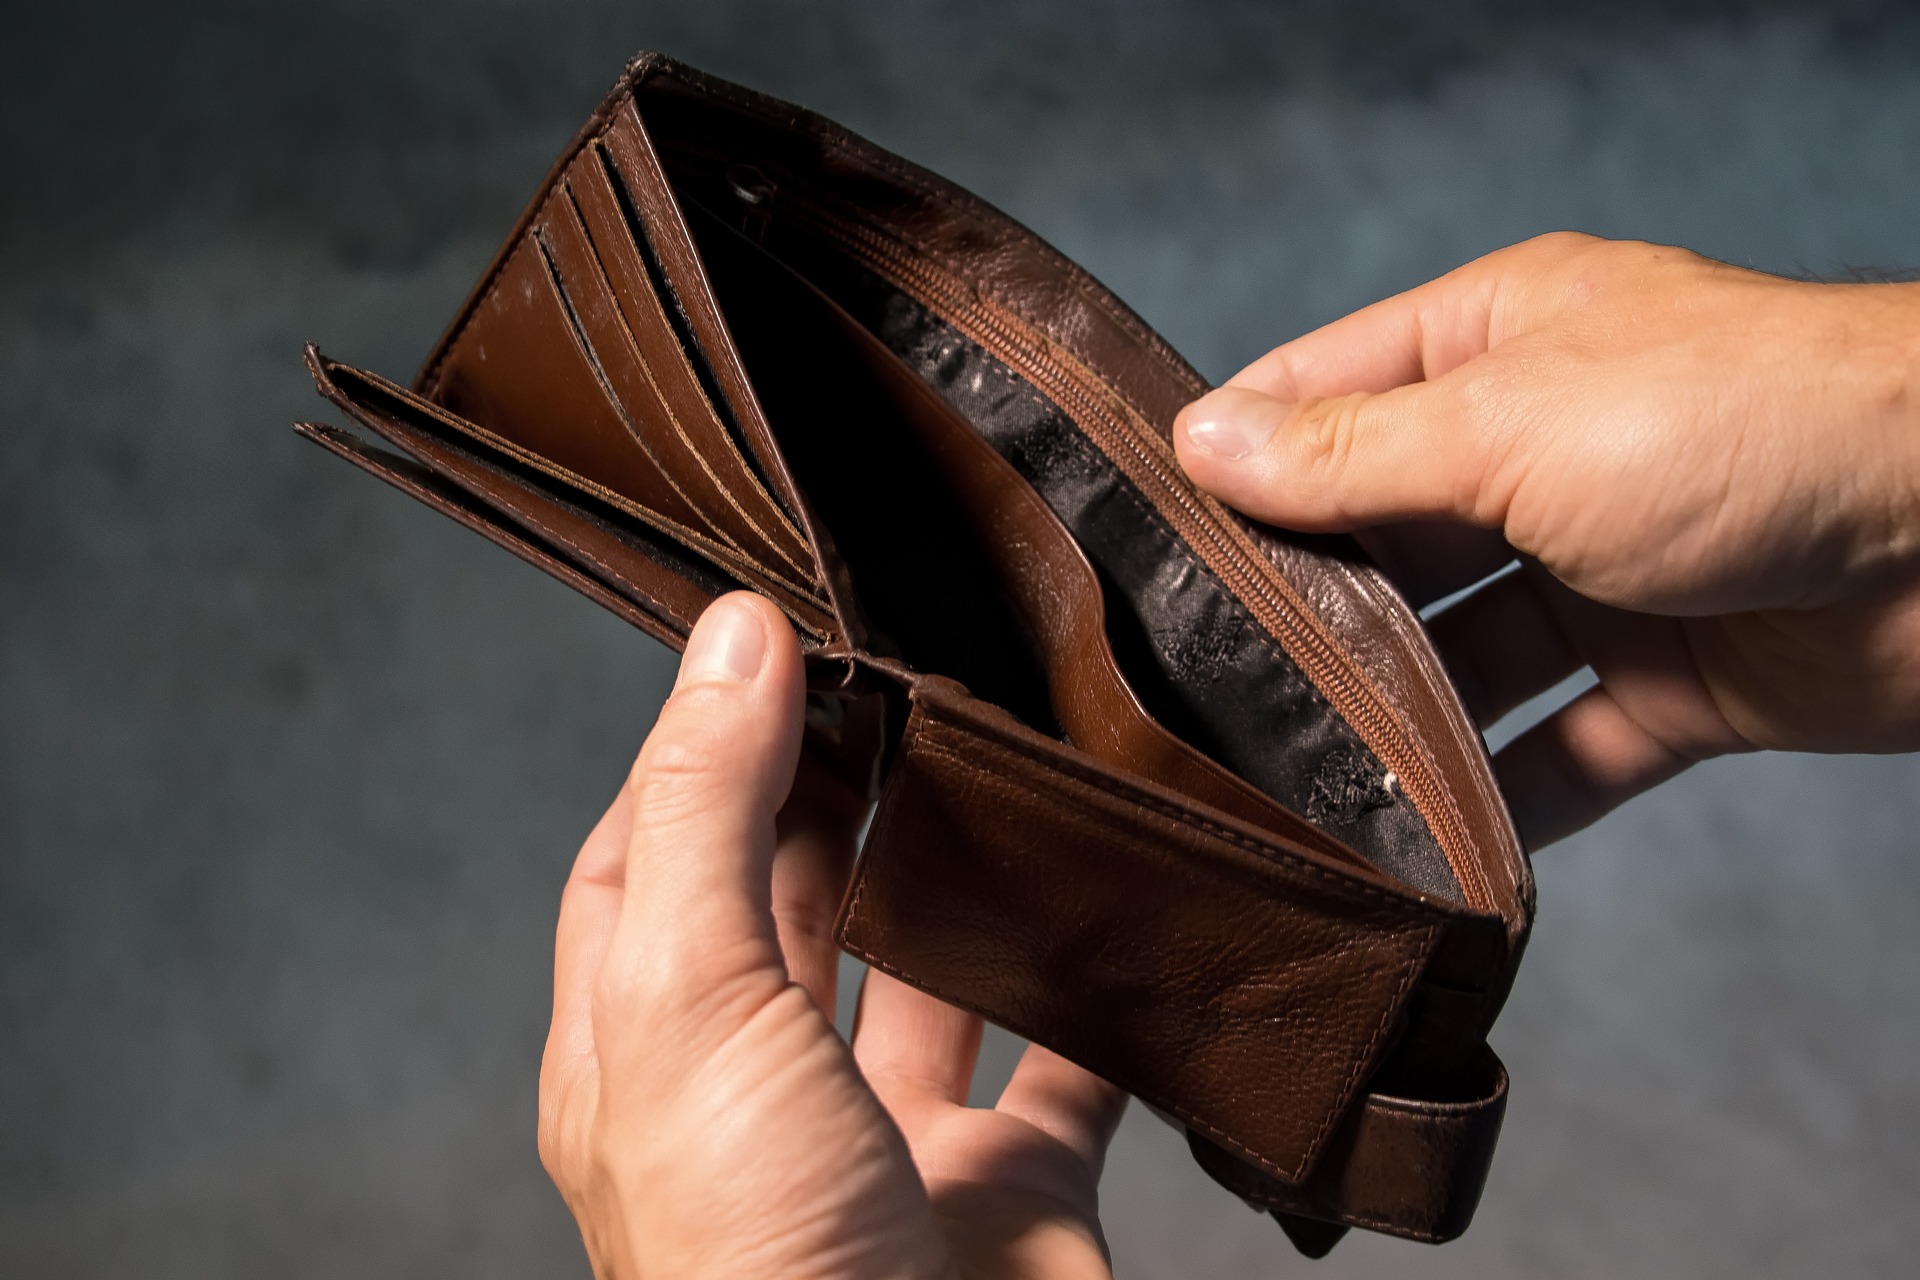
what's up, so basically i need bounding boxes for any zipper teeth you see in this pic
[796,201,1490,912]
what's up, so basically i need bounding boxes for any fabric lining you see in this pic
[846,281,1460,902]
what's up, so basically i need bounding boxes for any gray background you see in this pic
[4,1,1918,1275]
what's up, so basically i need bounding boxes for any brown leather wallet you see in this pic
[295,52,1534,1257]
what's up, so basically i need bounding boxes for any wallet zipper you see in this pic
[771,193,1490,913]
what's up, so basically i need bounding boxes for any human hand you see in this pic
[1174,233,1920,848]
[537,592,1128,1279]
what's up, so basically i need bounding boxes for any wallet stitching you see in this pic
[984,323,1489,908]
[530,217,753,568]
[498,510,697,631]
[1340,554,1518,908]
[408,83,852,637]
[802,132,1201,395]
[601,100,828,551]
[345,279,835,628]
[334,368,798,629]
[388,421,703,632]
[542,194,750,564]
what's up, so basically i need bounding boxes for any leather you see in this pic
[293,50,1535,1254]
[1188,1044,1509,1245]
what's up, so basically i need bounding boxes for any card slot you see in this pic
[529,215,745,557]
[550,153,816,576]
[447,230,747,551]
[597,105,817,534]
[310,351,839,638]
[688,212,1377,867]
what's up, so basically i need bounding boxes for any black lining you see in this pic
[681,203,1062,738]
[794,258,1459,901]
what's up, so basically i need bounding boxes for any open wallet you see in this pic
[295,52,1535,1257]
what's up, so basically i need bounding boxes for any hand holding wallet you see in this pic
[295,52,1534,1257]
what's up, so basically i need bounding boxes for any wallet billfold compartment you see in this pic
[296,53,1534,1256]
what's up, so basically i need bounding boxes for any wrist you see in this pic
[1844,280,1920,585]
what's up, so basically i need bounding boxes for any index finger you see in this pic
[1223,232,1618,403]
[540,775,633,1169]
[1224,254,1504,402]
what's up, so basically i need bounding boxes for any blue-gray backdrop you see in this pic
[4,2,1918,1275]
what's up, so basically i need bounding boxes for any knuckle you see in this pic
[1449,363,1528,520]
[589,939,712,1027]
[1292,393,1366,479]
[1561,236,1713,307]
[591,947,663,1022]
[630,710,746,816]
[535,1109,565,1181]
[1453,360,1508,422]
[588,938,784,1057]
[535,1062,589,1191]
[1523,229,1601,259]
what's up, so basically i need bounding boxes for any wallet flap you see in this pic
[837,677,1452,1185]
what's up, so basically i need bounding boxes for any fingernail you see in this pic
[676,596,767,689]
[1180,387,1285,461]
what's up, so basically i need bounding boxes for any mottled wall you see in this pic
[3,2,1918,1275]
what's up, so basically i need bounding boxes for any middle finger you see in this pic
[852,971,985,1109]
[1353,520,1517,610]
[1424,561,1585,728]
[770,749,868,1020]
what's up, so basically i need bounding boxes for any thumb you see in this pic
[1174,379,1500,533]
[598,591,806,1036]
